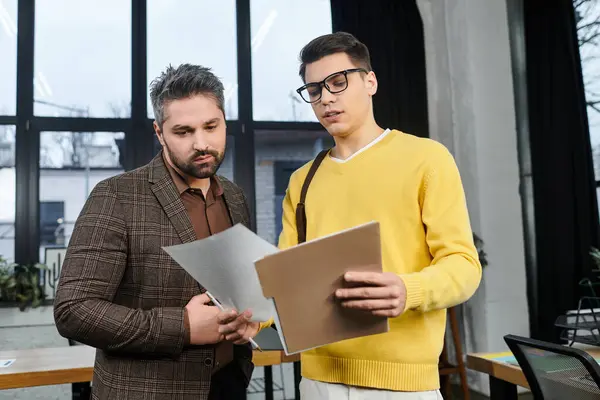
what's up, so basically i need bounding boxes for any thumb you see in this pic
[193,293,212,305]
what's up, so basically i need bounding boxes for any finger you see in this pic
[218,313,250,334]
[372,309,401,318]
[335,286,400,300]
[343,272,390,286]
[193,293,212,305]
[216,309,239,324]
[226,332,244,342]
[340,298,401,311]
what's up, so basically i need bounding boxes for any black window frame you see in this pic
[5,0,325,265]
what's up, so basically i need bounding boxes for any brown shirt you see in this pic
[164,156,234,374]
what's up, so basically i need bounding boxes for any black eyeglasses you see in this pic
[296,68,368,103]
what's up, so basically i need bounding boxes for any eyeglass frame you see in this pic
[295,68,369,103]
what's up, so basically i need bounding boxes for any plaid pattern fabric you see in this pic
[54,153,253,400]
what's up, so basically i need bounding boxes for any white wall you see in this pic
[417,0,531,395]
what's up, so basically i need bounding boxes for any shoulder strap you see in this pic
[295,149,329,244]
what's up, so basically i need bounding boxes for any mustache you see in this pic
[191,149,220,159]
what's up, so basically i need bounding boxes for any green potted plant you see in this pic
[0,256,49,311]
[0,256,16,301]
[13,263,49,311]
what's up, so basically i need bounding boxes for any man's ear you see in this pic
[153,121,165,147]
[366,71,378,96]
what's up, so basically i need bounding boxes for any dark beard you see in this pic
[165,144,225,179]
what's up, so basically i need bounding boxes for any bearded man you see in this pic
[54,63,258,400]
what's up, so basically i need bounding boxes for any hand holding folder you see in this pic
[255,220,389,354]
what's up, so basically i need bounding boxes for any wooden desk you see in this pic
[467,348,600,399]
[467,351,529,399]
[0,346,300,390]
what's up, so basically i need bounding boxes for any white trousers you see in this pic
[299,378,444,400]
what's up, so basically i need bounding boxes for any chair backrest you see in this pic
[504,334,600,400]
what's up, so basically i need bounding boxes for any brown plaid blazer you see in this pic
[54,153,253,400]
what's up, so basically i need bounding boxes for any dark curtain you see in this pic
[330,0,429,138]
[524,0,600,342]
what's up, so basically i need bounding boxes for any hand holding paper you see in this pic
[216,307,260,347]
[185,293,225,345]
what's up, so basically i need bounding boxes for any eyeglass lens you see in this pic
[300,71,348,103]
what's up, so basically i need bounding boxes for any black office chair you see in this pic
[504,334,600,399]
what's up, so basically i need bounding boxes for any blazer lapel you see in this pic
[148,153,197,244]
[219,177,250,228]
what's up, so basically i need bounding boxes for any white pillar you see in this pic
[417,0,531,395]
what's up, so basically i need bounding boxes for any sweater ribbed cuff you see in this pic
[399,273,424,312]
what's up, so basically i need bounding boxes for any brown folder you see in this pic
[254,221,390,354]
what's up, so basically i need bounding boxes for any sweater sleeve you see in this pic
[399,143,482,313]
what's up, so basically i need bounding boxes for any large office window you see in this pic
[147,0,238,120]
[575,0,600,213]
[0,125,15,262]
[8,0,333,264]
[250,0,332,122]
[0,0,17,115]
[38,131,125,262]
[33,0,131,117]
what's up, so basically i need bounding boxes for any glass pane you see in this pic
[576,1,600,181]
[0,125,15,262]
[39,131,125,262]
[34,1,131,117]
[147,0,238,120]
[0,0,17,115]
[254,129,332,245]
[251,0,332,121]
[152,134,235,182]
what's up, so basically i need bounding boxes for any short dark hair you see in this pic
[149,63,225,126]
[298,32,372,81]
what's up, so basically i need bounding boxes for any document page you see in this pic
[162,224,279,322]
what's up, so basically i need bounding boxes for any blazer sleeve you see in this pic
[53,180,189,357]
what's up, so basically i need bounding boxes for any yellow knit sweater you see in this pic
[276,130,482,391]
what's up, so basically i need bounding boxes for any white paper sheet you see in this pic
[162,224,280,323]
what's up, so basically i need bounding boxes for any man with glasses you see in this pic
[277,32,482,399]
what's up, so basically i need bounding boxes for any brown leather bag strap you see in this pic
[295,149,329,244]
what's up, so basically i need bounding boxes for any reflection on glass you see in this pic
[254,129,332,246]
[152,134,235,182]
[251,0,332,122]
[575,1,600,179]
[34,0,131,117]
[39,131,125,262]
[147,0,238,120]
[0,0,17,115]
[0,125,15,261]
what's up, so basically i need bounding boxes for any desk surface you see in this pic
[467,347,600,389]
[0,346,300,390]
